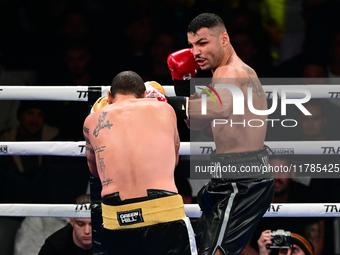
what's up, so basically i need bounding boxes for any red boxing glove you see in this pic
[145,81,168,102]
[167,48,199,80]
[145,89,167,102]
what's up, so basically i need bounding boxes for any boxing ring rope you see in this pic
[1,85,340,221]
[1,85,340,100]
[0,141,339,156]
[1,203,340,218]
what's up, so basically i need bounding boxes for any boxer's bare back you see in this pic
[83,96,179,200]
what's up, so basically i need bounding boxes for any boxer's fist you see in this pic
[167,48,199,80]
[90,96,108,114]
[145,81,167,102]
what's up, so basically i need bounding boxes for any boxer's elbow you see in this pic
[186,119,210,130]
[210,103,233,119]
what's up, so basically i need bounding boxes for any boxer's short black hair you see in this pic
[110,71,146,98]
[187,13,225,34]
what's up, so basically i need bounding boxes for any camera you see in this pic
[266,229,291,249]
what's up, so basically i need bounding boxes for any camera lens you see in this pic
[273,236,284,245]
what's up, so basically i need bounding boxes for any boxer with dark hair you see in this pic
[83,71,197,255]
[38,195,92,255]
[258,230,314,255]
[0,100,59,173]
[167,13,275,255]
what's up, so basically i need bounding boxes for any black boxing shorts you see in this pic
[90,176,106,254]
[100,189,197,255]
[195,146,275,255]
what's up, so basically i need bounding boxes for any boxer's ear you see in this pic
[221,32,229,47]
[107,91,113,104]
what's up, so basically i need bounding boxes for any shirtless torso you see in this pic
[170,13,275,255]
[83,95,179,200]
[187,27,267,154]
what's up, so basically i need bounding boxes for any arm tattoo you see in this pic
[83,125,91,145]
[84,135,93,154]
[102,178,113,187]
[94,146,106,177]
[94,146,113,187]
[86,145,94,154]
[94,146,106,153]
[93,112,113,137]
[242,65,263,98]
[84,136,91,145]
[83,126,89,135]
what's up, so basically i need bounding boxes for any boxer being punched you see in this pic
[167,13,275,255]
[83,71,197,255]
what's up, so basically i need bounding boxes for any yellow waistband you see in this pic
[101,194,186,230]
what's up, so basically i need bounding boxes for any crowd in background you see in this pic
[1,0,340,141]
[0,0,340,254]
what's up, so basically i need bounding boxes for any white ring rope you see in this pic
[0,86,90,101]
[0,85,340,100]
[0,203,339,218]
[0,141,338,156]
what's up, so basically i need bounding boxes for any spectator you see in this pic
[59,10,91,43]
[297,100,328,141]
[42,40,106,87]
[303,0,340,64]
[0,42,21,134]
[14,217,68,255]
[61,42,99,86]
[0,101,61,255]
[38,194,92,255]
[241,157,324,255]
[146,31,178,85]
[37,9,111,86]
[272,0,329,77]
[46,42,104,141]
[0,0,38,69]
[301,62,328,78]
[230,28,273,77]
[0,100,60,173]
[257,230,314,255]
[118,7,153,81]
[326,30,340,78]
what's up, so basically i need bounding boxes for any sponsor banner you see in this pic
[188,142,216,155]
[0,145,8,153]
[74,204,91,211]
[269,148,294,155]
